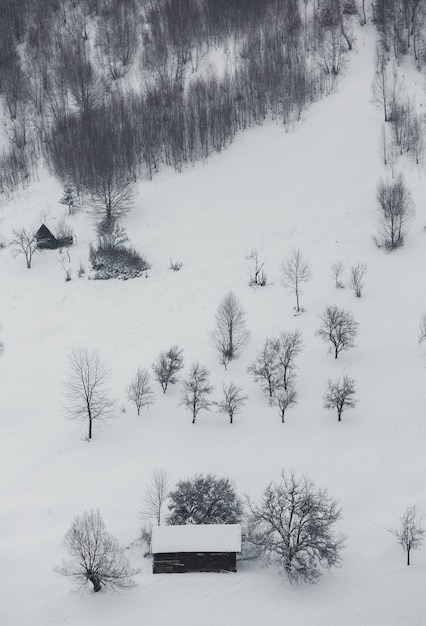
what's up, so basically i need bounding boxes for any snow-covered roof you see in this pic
[152,524,242,553]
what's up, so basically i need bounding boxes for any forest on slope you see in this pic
[0,0,358,211]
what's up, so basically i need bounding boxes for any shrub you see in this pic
[89,243,150,280]
[55,220,74,249]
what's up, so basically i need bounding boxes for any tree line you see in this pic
[0,0,354,199]
[56,469,425,593]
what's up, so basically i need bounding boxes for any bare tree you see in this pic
[64,347,117,440]
[348,262,367,298]
[96,1,138,80]
[56,509,138,592]
[331,260,345,288]
[152,346,184,393]
[356,0,367,25]
[276,386,298,423]
[317,26,345,79]
[10,227,38,269]
[247,249,267,287]
[248,337,281,403]
[215,382,248,424]
[61,44,101,115]
[168,473,243,525]
[211,292,249,369]
[316,306,359,359]
[275,330,303,391]
[376,175,414,250]
[91,176,134,223]
[281,249,312,313]
[323,375,357,421]
[390,505,425,565]
[410,113,424,165]
[379,123,390,167]
[139,469,169,526]
[247,471,345,584]
[181,362,213,424]
[127,368,154,415]
[372,45,392,122]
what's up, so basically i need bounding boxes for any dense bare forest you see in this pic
[0,0,353,210]
[0,0,424,217]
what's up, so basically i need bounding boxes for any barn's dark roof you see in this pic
[152,524,242,553]
[35,224,55,241]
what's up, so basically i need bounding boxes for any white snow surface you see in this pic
[151,524,242,553]
[1,24,426,626]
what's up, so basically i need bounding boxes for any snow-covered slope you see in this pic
[1,25,426,625]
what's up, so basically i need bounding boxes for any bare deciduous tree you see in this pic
[247,249,267,287]
[56,509,138,592]
[10,227,38,269]
[348,262,367,298]
[275,330,303,391]
[372,45,392,122]
[181,362,213,424]
[139,469,169,526]
[331,260,345,289]
[211,292,249,369]
[390,505,425,566]
[91,176,134,223]
[276,386,298,423]
[316,306,358,359]
[152,346,184,393]
[168,474,243,525]
[64,347,117,440]
[281,249,312,313]
[317,27,345,78]
[323,375,357,421]
[215,382,248,424]
[376,175,414,250]
[248,338,281,403]
[247,471,345,584]
[248,331,303,402]
[96,1,138,80]
[127,368,154,415]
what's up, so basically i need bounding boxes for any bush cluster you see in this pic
[89,243,150,280]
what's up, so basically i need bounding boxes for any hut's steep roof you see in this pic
[35,224,55,240]
[152,524,242,554]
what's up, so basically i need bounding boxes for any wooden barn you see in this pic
[152,524,241,574]
[35,224,73,249]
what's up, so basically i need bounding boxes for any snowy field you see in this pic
[1,25,426,625]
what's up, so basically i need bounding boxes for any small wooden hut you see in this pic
[35,224,56,249]
[35,223,73,249]
[152,524,241,574]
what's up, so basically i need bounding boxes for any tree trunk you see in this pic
[407,548,410,566]
[88,573,102,592]
[88,415,92,439]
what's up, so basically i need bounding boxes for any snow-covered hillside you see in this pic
[1,24,426,625]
